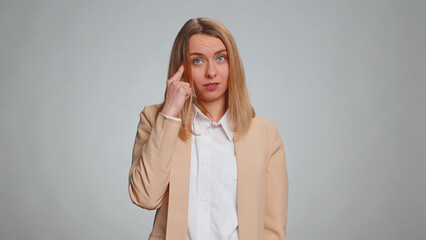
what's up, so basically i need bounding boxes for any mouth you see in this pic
[203,82,219,87]
[203,82,220,91]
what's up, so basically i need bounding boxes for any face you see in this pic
[188,34,229,106]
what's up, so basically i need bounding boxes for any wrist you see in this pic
[160,107,179,118]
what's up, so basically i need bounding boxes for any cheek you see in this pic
[220,66,229,82]
[191,68,204,85]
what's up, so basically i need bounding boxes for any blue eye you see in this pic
[217,56,226,62]
[193,59,203,65]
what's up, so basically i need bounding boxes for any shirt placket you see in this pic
[196,118,212,239]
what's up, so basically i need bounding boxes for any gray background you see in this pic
[1,0,425,239]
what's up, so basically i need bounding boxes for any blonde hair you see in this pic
[163,17,255,140]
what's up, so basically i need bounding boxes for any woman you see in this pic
[129,17,288,240]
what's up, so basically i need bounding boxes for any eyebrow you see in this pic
[189,49,227,56]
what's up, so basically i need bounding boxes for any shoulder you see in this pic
[250,114,284,158]
[239,114,280,145]
[139,103,163,124]
[142,103,163,115]
[250,114,279,134]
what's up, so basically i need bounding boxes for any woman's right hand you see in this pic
[160,65,192,118]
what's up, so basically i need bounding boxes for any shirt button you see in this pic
[200,192,206,201]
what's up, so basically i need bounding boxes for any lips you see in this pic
[203,82,219,90]
[203,82,219,86]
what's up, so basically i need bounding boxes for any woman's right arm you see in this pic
[128,65,191,210]
[128,107,182,210]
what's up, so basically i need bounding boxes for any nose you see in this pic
[206,63,217,78]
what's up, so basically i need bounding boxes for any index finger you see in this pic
[169,64,184,82]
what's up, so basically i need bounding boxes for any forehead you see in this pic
[188,34,226,53]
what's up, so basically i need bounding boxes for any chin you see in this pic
[195,86,227,103]
[198,94,225,103]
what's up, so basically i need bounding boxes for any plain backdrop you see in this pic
[1,0,425,239]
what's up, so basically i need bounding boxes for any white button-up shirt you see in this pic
[160,106,239,240]
[187,106,238,240]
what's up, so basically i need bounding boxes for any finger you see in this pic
[177,84,191,93]
[183,87,192,95]
[175,82,190,89]
[169,64,184,82]
[169,81,188,92]
[184,90,191,99]
[180,81,190,87]
[179,84,191,91]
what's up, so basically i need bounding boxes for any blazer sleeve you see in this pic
[264,122,289,239]
[128,106,181,210]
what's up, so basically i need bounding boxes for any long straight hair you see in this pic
[164,17,255,141]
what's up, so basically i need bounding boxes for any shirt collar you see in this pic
[193,105,234,142]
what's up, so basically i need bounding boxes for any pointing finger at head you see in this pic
[169,64,184,82]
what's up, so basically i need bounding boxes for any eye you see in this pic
[193,58,203,65]
[217,55,226,62]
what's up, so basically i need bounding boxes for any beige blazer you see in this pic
[128,104,288,240]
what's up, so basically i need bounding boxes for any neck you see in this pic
[198,96,226,122]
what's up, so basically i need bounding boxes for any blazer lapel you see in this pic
[166,136,192,240]
[235,134,257,239]
[164,130,258,239]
